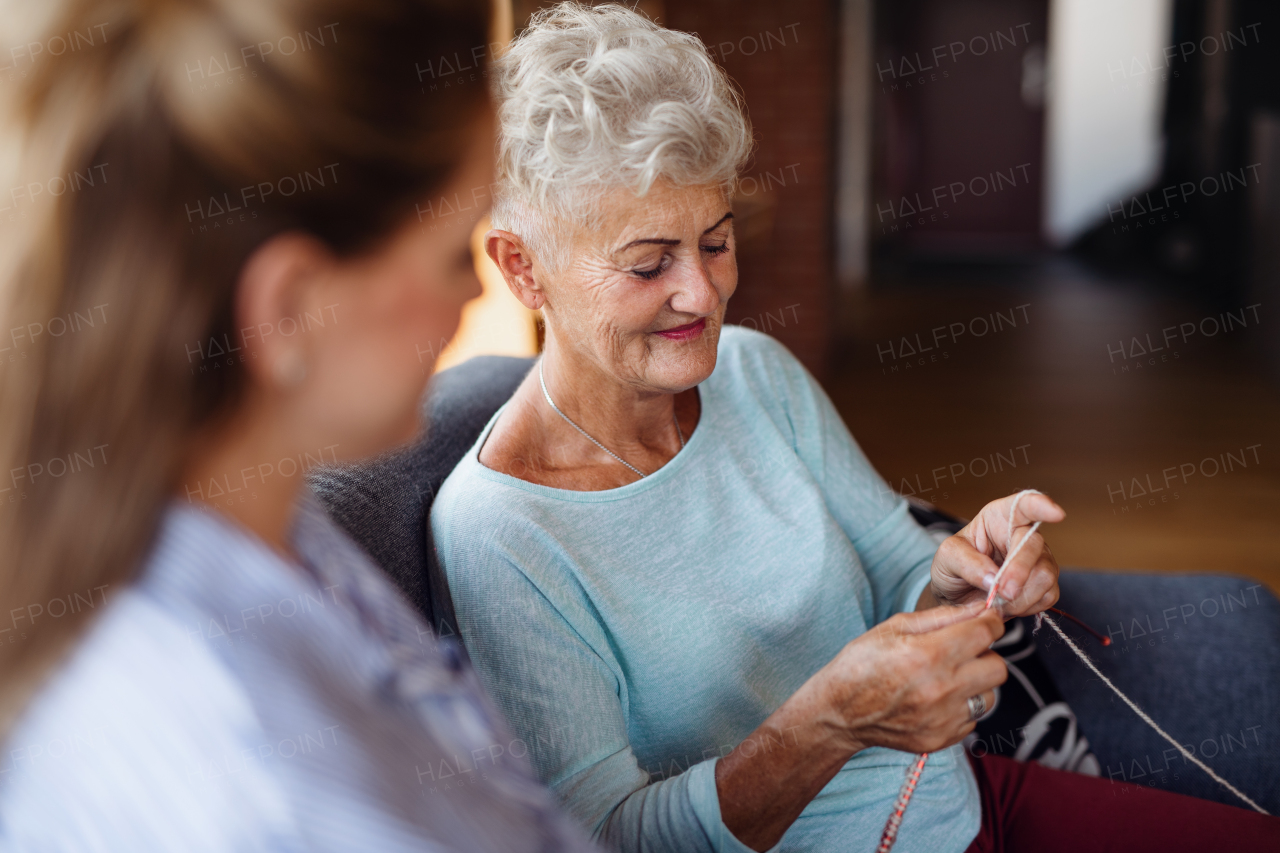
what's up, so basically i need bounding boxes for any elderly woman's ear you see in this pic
[485,229,545,310]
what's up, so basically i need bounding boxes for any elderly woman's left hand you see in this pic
[926,492,1066,617]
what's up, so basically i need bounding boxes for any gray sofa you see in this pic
[310,355,1280,814]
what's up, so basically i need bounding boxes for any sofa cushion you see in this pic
[310,355,534,635]
[1039,570,1280,812]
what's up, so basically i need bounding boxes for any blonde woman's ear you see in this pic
[234,231,333,389]
[271,349,309,389]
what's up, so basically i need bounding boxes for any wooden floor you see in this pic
[827,258,1280,596]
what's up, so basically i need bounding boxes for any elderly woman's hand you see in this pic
[926,492,1067,617]
[818,602,1008,753]
[715,602,1006,851]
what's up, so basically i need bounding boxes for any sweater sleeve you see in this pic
[731,331,938,623]
[434,516,767,853]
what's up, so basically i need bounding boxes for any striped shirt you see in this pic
[0,493,596,853]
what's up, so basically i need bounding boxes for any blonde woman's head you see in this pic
[0,0,493,729]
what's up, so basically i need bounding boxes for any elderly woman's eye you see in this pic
[632,257,670,280]
[701,242,730,256]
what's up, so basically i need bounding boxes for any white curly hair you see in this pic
[490,2,753,272]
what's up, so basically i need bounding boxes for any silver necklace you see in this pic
[538,358,684,479]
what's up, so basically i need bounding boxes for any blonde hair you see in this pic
[490,2,752,270]
[0,0,489,733]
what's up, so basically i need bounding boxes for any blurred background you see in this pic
[445,0,1279,593]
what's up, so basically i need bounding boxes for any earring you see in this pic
[272,350,308,387]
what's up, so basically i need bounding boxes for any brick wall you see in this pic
[664,0,838,379]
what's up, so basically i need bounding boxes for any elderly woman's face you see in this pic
[546,181,735,392]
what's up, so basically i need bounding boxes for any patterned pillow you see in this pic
[906,498,1099,775]
[967,616,1100,773]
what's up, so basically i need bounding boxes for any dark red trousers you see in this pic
[963,754,1280,852]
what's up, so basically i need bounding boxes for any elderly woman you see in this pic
[431,5,1280,852]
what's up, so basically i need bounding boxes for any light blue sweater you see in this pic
[431,326,980,853]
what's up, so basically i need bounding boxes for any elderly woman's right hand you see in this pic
[715,601,1006,851]
[816,602,1007,755]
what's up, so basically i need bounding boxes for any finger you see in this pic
[924,608,1005,663]
[880,599,985,638]
[954,650,1008,697]
[1002,584,1058,618]
[1002,558,1059,616]
[969,688,998,722]
[945,688,997,744]
[997,492,1064,566]
[992,531,1048,602]
[998,534,1060,610]
[1009,492,1066,527]
[936,536,1001,599]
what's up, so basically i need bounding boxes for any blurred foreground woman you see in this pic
[0,1,594,850]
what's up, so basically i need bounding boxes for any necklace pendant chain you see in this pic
[538,358,684,480]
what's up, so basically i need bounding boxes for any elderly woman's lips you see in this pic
[653,318,706,341]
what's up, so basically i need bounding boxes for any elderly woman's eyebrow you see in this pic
[616,212,734,252]
[702,212,733,234]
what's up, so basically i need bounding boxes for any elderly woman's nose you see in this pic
[669,260,723,315]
